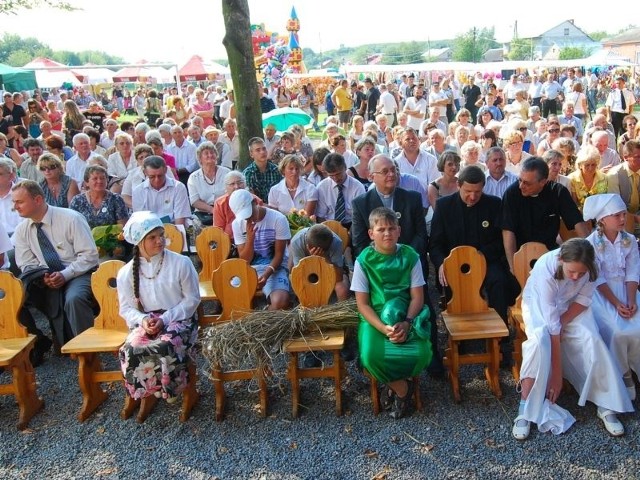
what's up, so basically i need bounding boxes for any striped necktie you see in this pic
[35,222,65,272]
[335,184,346,224]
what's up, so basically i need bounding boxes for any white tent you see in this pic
[23,57,83,88]
[72,66,115,85]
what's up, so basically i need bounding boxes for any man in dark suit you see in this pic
[351,154,444,375]
[429,165,519,322]
[351,155,427,259]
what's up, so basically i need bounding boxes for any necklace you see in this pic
[140,251,165,280]
[203,171,216,186]
[286,182,298,192]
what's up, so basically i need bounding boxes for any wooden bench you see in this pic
[283,256,345,417]
[0,271,44,430]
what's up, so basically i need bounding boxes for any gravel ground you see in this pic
[1,298,639,480]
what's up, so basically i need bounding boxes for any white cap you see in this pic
[229,189,254,220]
[122,211,164,245]
[583,194,627,222]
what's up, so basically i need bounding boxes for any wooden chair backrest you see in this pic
[163,223,184,253]
[443,246,489,314]
[625,212,636,234]
[212,258,258,322]
[322,220,349,253]
[0,270,26,340]
[558,219,578,242]
[91,260,129,332]
[291,255,335,308]
[513,242,548,289]
[196,226,231,282]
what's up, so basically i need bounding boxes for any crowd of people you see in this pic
[0,65,639,432]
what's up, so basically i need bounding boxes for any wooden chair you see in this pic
[0,271,44,430]
[323,220,349,253]
[195,226,230,325]
[163,223,184,253]
[283,256,345,417]
[210,258,267,421]
[625,212,636,234]
[558,219,578,242]
[62,260,129,421]
[509,242,548,382]
[441,246,509,402]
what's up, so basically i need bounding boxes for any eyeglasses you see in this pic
[518,127,528,131]
[39,165,57,171]
[548,129,560,133]
[372,168,397,177]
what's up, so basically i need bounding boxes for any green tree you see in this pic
[588,31,608,42]
[0,0,77,14]
[222,0,263,170]
[507,38,534,60]
[351,46,369,65]
[6,49,31,66]
[0,33,50,63]
[559,47,591,60]
[452,27,497,62]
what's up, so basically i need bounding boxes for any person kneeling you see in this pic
[351,207,432,419]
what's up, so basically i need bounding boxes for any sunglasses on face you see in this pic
[39,165,57,172]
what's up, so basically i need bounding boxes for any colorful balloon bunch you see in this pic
[262,42,291,85]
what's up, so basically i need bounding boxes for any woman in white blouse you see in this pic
[117,211,200,404]
[268,154,318,215]
[107,132,136,193]
[187,142,231,226]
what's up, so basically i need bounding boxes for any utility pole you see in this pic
[472,27,477,63]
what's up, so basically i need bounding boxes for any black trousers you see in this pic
[611,111,626,139]
[542,98,558,118]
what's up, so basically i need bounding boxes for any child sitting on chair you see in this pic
[351,207,432,419]
[513,238,634,441]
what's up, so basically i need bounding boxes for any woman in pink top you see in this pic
[190,88,214,128]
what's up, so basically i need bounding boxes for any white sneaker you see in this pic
[512,415,530,440]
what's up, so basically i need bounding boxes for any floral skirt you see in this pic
[119,317,198,400]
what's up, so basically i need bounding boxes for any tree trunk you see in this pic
[222,0,262,171]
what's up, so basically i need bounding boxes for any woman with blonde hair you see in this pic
[268,153,318,215]
[62,99,86,147]
[503,131,532,175]
[37,152,79,207]
[551,137,577,176]
[568,145,607,211]
[107,132,136,193]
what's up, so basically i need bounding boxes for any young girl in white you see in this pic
[513,238,634,440]
[584,194,640,402]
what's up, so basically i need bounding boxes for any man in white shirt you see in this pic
[132,156,191,226]
[377,83,398,127]
[166,125,198,187]
[562,68,577,97]
[606,76,636,138]
[219,118,240,169]
[315,153,365,228]
[428,81,449,126]
[527,75,543,108]
[12,180,99,347]
[0,158,22,235]
[503,75,525,104]
[100,118,121,149]
[403,86,428,131]
[66,133,98,186]
[392,127,439,189]
[483,147,517,198]
[591,130,622,172]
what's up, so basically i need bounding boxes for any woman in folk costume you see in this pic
[584,194,640,402]
[512,238,634,441]
[117,211,200,402]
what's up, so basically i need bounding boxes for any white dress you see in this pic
[519,250,634,434]
[588,230,640,381]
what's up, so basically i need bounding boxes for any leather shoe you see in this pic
[512,416,530,440]
[597,408,624,437]
[30,336,53,367]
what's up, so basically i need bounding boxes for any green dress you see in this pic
[356,244,432,384]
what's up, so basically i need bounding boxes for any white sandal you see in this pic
[512,415,530,441]
[597,408,624,437]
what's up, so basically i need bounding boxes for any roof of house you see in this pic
[421,48,451,59]
[482,48,504,62]
[602,28,640,44]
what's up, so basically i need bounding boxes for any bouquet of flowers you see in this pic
[287,208,315,236]
[93,224,126,258]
